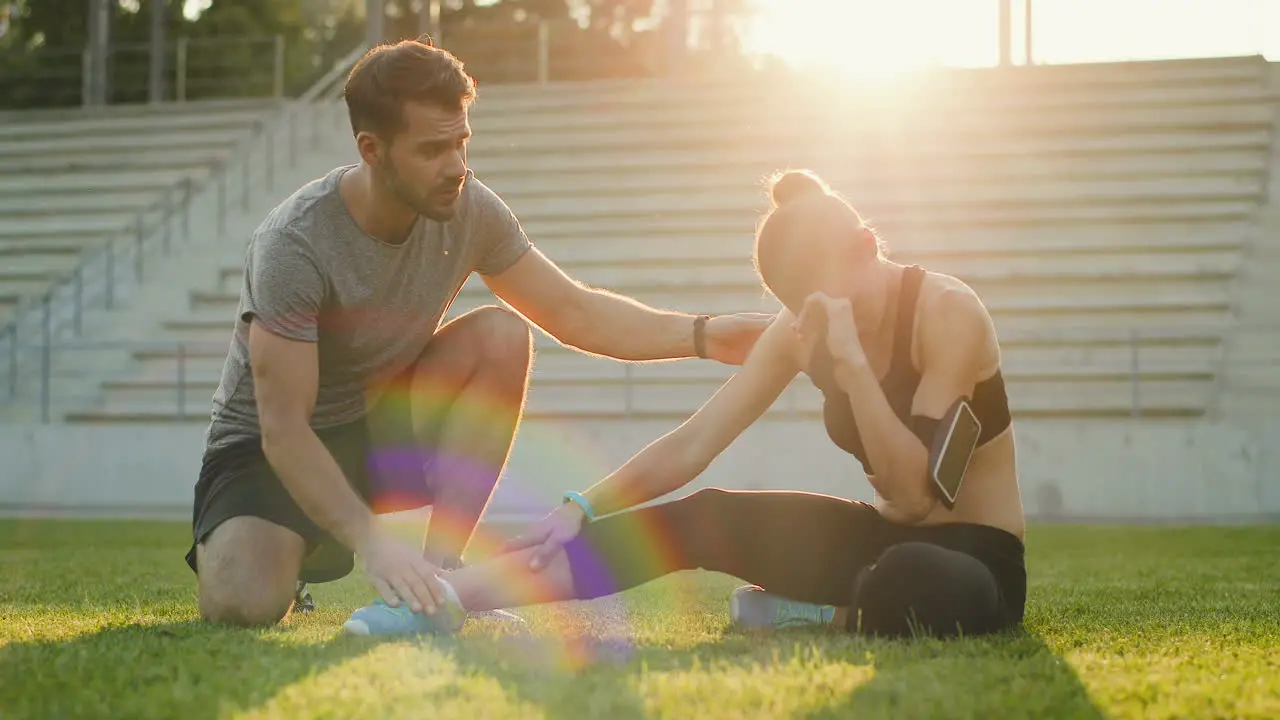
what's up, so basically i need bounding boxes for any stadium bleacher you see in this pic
[0,101,279,331]
[4,55,1275,423]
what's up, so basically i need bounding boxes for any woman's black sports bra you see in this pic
[804,265,1012,476]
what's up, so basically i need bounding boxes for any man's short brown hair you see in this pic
[343,36,477,139]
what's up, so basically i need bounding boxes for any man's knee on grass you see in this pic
[195,517,305,627]
[199,576,297,627]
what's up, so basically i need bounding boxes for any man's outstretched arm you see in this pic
[483,247,771,364]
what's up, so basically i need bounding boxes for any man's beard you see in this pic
[384,161,462,222]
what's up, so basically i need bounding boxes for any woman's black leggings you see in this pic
[560,488,1027,639]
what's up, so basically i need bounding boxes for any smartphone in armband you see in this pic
[929,398,982,510]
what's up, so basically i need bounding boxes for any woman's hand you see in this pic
[499,501,587,571]
[792,292,867,366]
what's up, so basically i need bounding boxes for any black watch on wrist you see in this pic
[694,314,711,358]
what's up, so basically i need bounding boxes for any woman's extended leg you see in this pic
[445,487,895,612]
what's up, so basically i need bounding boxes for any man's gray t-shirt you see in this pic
[205,165,531,450]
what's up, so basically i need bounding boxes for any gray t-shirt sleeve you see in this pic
[240,228,326,342]
[468,177,532,276]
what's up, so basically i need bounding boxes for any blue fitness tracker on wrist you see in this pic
[562,491,597,521]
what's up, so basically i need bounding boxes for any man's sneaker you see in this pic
[293,582,316,614]
[343,579,468,637]
[729,585,837,629]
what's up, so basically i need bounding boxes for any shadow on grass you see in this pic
[0,619,375,720]
[435,618,1107,719]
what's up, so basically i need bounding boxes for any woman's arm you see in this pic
[579,311,802,517]
[834,286,992,521]
[507,312,801,569]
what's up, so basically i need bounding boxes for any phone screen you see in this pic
[933,402,982,501]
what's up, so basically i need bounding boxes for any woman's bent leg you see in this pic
[851,541,1004,638]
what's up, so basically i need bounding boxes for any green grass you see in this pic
[1,520,1277,719]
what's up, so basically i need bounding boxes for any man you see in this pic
[186,37,771,628]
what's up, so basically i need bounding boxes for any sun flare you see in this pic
[740,0,999,79]
[739,0,1280,80]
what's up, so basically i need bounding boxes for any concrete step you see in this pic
[0,214,138,238]
[468,67,1273,110]
[1218,387,1280,416]
[513,200,1258,238]
[464,123,1274,161]
[0,253,85,275]
[0,128,246,161]
[65,375,1214,424]
[211,221,1253,276]
[457,274,1232,310]
[1220,366,1280,387]
[0,107,270,142]
[1223,332,1280,359]
[0,168,204,196]
[106,339,1222,393]
[493,183,1262,220]
[466,67,1269,118]
[126,321,1226,381]
[211,250,1242,298]
[473,149,1270,186]
[186,282,1233,321]
[485,174,1265,208]
[467,94,1277,138]
[0,189,171,216]
[470,136,1272,176]
[0,272,63,298]
[0,148,227,176]
[0,235,110,256]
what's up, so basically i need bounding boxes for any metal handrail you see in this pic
[0,41,370,408]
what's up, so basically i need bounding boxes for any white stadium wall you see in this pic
[1,418,1277,524]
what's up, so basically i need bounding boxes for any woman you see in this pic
[344,169,1027,639]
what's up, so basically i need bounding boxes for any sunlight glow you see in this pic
[741,0,1280,79]
[742,0,998,78]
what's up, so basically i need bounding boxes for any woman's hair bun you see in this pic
[769,169,829,208]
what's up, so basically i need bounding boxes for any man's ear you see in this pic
[355,131,384,169]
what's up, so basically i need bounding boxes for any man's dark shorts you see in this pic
[184,399,439,584]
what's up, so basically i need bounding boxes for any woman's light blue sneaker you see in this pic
[730,585,837,629]
[343,579,468,637]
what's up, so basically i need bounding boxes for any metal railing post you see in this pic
[73,268,83,336]
[6,327,16,400]
[273,35,286,99]
[182,178,192,244]
[40,295,52,424]
[105,238,116,309]
[537,21,550,84]
[265,123,275,190]
[1129,327,1141,418]
[177,342,186,419]
[162,189,173,255]
[311,101,322,149]
[242,143,252,211]
[217,165,227,238]
[176,37,188,102]
[623,364,633,417]
[135,218,146,282]
[289,105,298,168]
[81,48,92,107]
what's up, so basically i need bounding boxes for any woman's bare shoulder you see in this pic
[914,269,1001,375]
